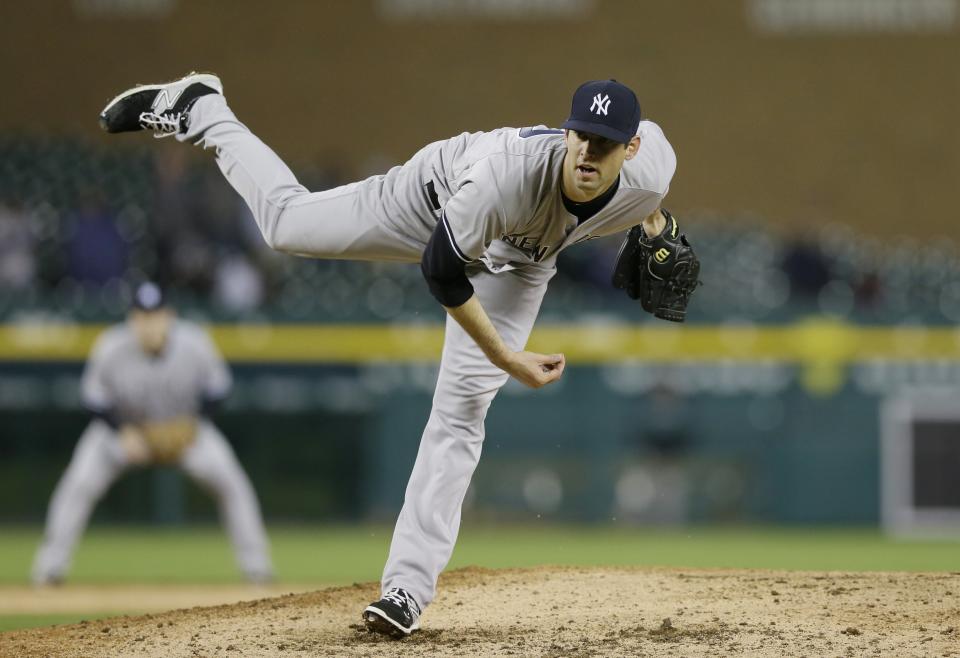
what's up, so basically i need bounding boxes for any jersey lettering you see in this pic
[501,233,550,262]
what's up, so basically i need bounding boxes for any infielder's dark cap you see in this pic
[131,281,166,311]
[561,79,641,144]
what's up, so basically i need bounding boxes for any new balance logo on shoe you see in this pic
[152,86,185,113]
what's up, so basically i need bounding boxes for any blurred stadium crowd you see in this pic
[1,133,958,324]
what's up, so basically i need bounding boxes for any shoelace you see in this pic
[138,111,182,139]
[382,588,420,615]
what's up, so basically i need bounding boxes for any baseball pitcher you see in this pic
[32,282,274,585]
[98,75,699,635]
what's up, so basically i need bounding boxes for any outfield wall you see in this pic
[3,319,958,525]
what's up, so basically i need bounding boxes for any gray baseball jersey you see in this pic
[82,320,231,423]
[403,121,676,272]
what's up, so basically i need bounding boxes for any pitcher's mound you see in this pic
[2,566,957,657]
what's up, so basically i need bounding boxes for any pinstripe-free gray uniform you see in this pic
[32,320,273,584]
[82,321,231,420]
[178,94,675,609]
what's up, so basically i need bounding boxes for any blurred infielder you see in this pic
[32,282,274,585]
[98,74,699,636]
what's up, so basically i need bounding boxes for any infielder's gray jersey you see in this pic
[384,120,676,272]
[82,320,231,423]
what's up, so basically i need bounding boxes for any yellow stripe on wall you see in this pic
[1,318,959,364]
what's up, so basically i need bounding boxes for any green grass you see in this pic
[0,614,127,633]
[2,524,958,585]
[2,524,957,632]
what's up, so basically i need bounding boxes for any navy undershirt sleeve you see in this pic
[421,218,475,308]
[200,392,226,417]
[87,404,120,430]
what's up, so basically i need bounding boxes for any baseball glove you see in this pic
[141,416,198,464]
[611,208,701,322]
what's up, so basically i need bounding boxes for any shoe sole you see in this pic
[99,72,223,118]
[362,606,419,638]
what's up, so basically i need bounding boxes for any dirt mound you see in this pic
[2,566,958,657]
[0,583,318,616]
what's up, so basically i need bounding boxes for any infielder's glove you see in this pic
[141,417,198,464]
[611,208,701,322]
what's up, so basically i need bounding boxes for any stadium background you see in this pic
[1,0,958,631]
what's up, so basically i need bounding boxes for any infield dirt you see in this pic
[2,566,957,657]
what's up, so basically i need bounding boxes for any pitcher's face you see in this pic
[562,130,639,202]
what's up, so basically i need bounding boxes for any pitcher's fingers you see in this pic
[546,354,566,374]
[536,352,564,365]
[542,366,564,384]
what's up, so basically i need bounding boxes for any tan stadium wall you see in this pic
[1,0,958,239]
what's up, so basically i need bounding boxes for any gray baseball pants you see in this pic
[32,420,273,583]
[182,95,553,608]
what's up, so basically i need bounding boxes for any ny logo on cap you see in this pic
[590,93,611,116]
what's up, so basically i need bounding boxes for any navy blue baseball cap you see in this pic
[131,281,166,311]
[561,79,641,144]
